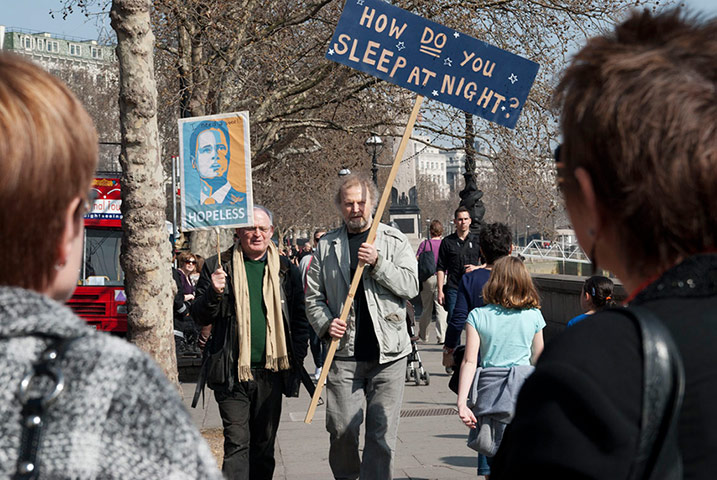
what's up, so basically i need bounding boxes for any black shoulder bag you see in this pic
[417,239,436,283]
[621,306,685,480]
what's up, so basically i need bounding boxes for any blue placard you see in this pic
[326,0,540,129]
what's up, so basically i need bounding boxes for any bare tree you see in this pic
[111,0,178,385]
[151,0,409,255]
[408,0,652,233]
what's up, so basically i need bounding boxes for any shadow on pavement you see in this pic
[440,455,476,467]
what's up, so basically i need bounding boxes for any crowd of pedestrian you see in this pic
[2,7,716,480]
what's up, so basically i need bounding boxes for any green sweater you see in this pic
[244,258,267,365]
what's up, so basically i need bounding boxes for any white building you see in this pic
[414,135,494,198]
[1,26,120,172]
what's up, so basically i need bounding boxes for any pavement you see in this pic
[180,328,484,480]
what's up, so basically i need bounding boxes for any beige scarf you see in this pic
[232,241,290,381]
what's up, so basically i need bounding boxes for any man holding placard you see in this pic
[192,206,309,479]
[305,174,418,479]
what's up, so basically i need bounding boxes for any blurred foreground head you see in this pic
[0,53,98,297]
[554,9,717,278]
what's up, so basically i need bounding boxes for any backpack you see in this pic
[417,239,437,283]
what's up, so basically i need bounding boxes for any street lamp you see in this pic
[365,135,384,186]
[526,224,530,247]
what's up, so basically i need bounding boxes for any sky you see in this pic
[1,0,716,42]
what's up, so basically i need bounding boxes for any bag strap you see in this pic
[14,335,81,480]
[191,349,210,409]
[620,306,685,480]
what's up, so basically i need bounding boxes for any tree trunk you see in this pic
[111,0,179,386]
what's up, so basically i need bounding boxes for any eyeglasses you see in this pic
[240,225,271,234]
[186,260,197,264]
[75,189,98,219]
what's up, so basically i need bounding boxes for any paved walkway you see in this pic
[182,332,483,479]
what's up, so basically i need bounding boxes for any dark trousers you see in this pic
[214,369,283,480]
[309,328,327,368]
[444,287,458,326]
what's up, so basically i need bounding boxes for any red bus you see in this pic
[66,177,128,333]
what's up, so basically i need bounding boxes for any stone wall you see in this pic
[532,274,627,345]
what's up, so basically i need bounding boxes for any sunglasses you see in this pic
[185,260,197,264]
[554,143,570,189]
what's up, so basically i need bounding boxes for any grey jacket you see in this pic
[305,223,419,364]
[467,365,534,456]
[0,286,222,480]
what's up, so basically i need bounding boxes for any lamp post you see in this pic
[526,224,530,247]
[365,135,384,186]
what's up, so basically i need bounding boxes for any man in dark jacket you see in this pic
[192,205,309,479]
[436,206,482,349]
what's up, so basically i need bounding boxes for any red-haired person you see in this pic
[493,9,717,478]
[0,53,222,479]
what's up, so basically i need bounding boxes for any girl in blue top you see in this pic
[566,275,615,327]
[457,256,545,434]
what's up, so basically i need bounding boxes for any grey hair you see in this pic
[334,174,379,214]
[253,205,274,225]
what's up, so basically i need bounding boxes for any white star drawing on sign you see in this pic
[396,42,406,51]
[444,57,452,67]
[357,0,365,4]
[453,32,460,38]
[509,73,518,84]
[501,106,506,111]
[328,48,335,56]
[432,90,439,96]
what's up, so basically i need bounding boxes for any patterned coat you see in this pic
[0,286,223,480]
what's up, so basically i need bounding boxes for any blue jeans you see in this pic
[467,427,492,476]
[444,287,458,326]
[326,357,406,480]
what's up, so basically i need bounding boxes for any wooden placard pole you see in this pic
[304,95,424,423]
[215,227,222,261]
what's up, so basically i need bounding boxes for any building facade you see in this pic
[1,26,120,172]
[1,27,115,66]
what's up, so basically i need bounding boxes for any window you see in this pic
[91,47,100,59]
[82,228,124,286]
[36,39,45,51]
[47,41,59,53]
[69,44,82,56]
[22,36,33,50]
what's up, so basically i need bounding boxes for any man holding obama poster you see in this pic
[180,113,310,479]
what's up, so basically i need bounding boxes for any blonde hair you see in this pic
[483,256,541,310]
[0,53,98,290]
